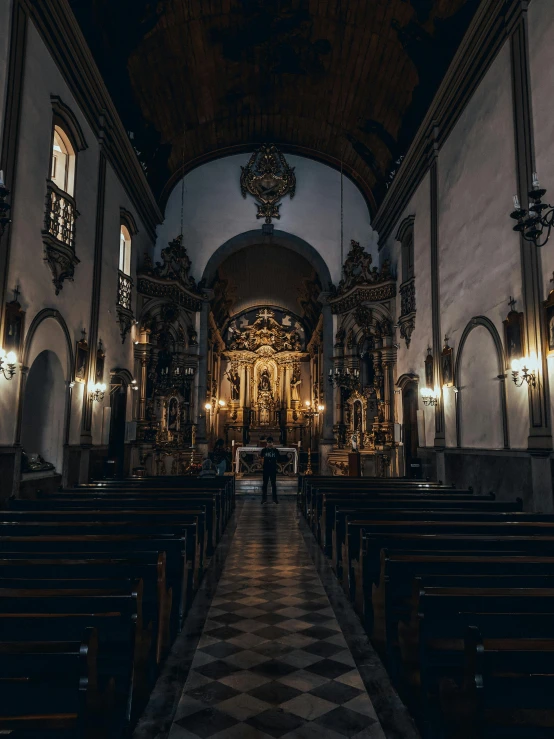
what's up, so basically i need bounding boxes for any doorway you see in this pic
[108,375,127,477]
[402,382,419,478]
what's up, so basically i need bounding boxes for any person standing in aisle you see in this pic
[260,437,281,504]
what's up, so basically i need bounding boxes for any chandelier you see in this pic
[510,173,554,247]
[328,367,360,391]
[88,382,106,402]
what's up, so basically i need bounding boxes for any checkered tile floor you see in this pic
[169,501,385,739]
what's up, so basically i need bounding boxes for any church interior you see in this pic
[2,0,554,737]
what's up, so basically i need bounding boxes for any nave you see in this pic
[165,500,388,739]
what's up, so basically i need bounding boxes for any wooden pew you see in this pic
[331,500,524,568]
[449,625,554,739]
[0,586,142,730]
[0,515,203,594]
[373,552,554,668]
[0,553,171,663]
[0,627,110,739]
[405,586,554,737]
[0,533,189,632]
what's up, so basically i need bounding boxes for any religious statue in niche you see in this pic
[168,397,179,432]
[259,368,272,392]
[290,370,302,403]
[226,368,240,402]
[240,144,296,223]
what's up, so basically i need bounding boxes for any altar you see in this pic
[234,446,299,476]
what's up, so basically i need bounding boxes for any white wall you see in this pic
[155,154,376,285]
[388,41,527,452]
[0,20,155,451]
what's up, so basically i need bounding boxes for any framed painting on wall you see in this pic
[424,349,434,388]
[3,299,25,357]
[75,338,89,384]
[95,345,105,384]
[441,346,454,388]
[503,309,525,366]
[544,291,554,354]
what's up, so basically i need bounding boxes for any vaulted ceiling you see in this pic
[69,0,480,208]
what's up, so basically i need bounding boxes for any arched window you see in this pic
[119,224,132,275]
[401,230,414,283]
[50,125,76,197]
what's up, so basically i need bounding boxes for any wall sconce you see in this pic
[511,355,538,388]
[89,381,106,401]
[0,348,17,380]
[420,387,439,406]
[511,173,554,247]
[0,171,11,238]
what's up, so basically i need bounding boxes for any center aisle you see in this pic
[169,501,386,739]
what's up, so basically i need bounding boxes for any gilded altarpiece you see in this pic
[326,240,398,477]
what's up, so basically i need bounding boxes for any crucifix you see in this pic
[12,285,20,303]
[258,309,273,323]
[508,296,517,312]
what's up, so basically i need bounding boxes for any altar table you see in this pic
[234,446,298,476]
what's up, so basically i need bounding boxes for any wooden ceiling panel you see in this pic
[69,0,479,206]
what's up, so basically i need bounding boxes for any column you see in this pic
[508,2,553,509]
[195,296,211,455]
[319,299,335,473]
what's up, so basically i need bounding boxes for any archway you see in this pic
[402,381,420,478]
[107,372,130,478]
[21,350,66,472]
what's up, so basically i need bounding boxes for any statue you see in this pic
[351,433,358,452]
[290,371,301,403]
[227,369,240,401]
[259,368,272,392]
[21,449,55,473]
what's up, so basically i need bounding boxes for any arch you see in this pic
[110,367,135,386]
[120,207,139,236]
[159,144,377,218]
[202,229,333,290]
[22,308,74,379]
[454,316,509,449]
[396,372,420,390]
[50,96,88,152]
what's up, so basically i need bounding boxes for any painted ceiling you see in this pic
[69,0,480,207]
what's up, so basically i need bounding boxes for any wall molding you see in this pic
[454,315,510,450]
[50,94,88,151]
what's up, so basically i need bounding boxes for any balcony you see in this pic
[116,270,134,343]
[398,278,416,348]
[42,180,80,294]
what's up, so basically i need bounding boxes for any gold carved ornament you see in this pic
[240,145,296,223]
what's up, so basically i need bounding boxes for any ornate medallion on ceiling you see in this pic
[240,145,296,224]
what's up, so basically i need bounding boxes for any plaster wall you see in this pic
[155,154,376,286]
[528,0,554,437]
[0,22,155,460]
[437,42,526,451]
[385,172,434,453]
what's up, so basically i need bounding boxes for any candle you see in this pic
[513,195,521,210]
[0,170,4,187]
[532,172,540,189]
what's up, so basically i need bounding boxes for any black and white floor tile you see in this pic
[168,501,386,739]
